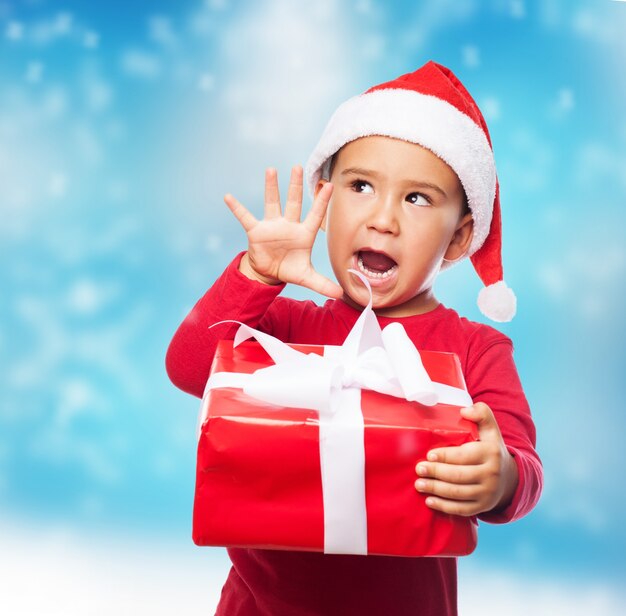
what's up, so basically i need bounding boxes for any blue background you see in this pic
[1,0,625,613]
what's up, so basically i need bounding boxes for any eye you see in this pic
[406,192,431,207]
[350,180,374,194]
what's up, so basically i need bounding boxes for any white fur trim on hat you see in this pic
[305,88,497,257]
[477,280,517,322]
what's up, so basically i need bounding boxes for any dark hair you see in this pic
[460,190,470,217]
[327,154,337,180]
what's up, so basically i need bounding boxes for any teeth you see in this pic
[357,256,397,279]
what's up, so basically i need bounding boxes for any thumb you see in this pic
[302,269,344,299]
[460,402,502,442]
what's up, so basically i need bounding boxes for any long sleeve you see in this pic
[165,252,285,398]
[465,338,543,524]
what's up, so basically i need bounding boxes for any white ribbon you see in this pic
[200,270,472,555]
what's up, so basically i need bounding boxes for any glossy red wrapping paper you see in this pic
[193,339,479,557]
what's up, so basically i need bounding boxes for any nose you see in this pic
[366,194,400,235]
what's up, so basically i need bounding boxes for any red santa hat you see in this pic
[305,60,516,322]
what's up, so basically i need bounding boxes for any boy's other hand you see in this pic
[414,402,519,517]
[224,165,343,299]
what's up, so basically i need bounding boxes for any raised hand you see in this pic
[224,165,343,299]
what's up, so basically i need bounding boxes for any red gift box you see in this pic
[193,337,479,557]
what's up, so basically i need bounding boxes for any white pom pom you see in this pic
[477,280,517,322]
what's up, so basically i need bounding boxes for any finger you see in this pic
[415,477,480,501]
[303,182,333,232]
[264,167,282,218]
[416,461,483,485]
[426,441,484,466]
[298,269,344,299]
[224,193,258,232]
[422,496,480,517]
[284,165,304,222]
[461,402,502,442]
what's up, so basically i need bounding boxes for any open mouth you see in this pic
[356,250,398,279]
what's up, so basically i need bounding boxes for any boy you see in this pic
[166,61,542,615]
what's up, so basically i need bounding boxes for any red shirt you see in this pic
[166,253,542,616]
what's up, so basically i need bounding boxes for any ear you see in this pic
[315,179,330,231]
[444,212,474,262]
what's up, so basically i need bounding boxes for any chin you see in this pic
[347,288,397,311]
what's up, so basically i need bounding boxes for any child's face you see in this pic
[317,136,473,317]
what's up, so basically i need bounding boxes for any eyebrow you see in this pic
[340,167,448,198]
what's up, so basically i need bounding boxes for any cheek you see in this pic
[326,200,354,237]
[325,215,345,257]
[408,214,455,241]
[399,219,454,265]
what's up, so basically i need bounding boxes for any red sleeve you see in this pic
[165,252,285,398]
[464,338,543,524]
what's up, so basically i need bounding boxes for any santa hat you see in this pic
[305,60,516,322]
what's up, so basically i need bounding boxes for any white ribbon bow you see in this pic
[200,270,472,554]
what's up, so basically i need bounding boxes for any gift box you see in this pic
[193,283,479,558]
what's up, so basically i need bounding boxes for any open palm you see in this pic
[224,165,343,299]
